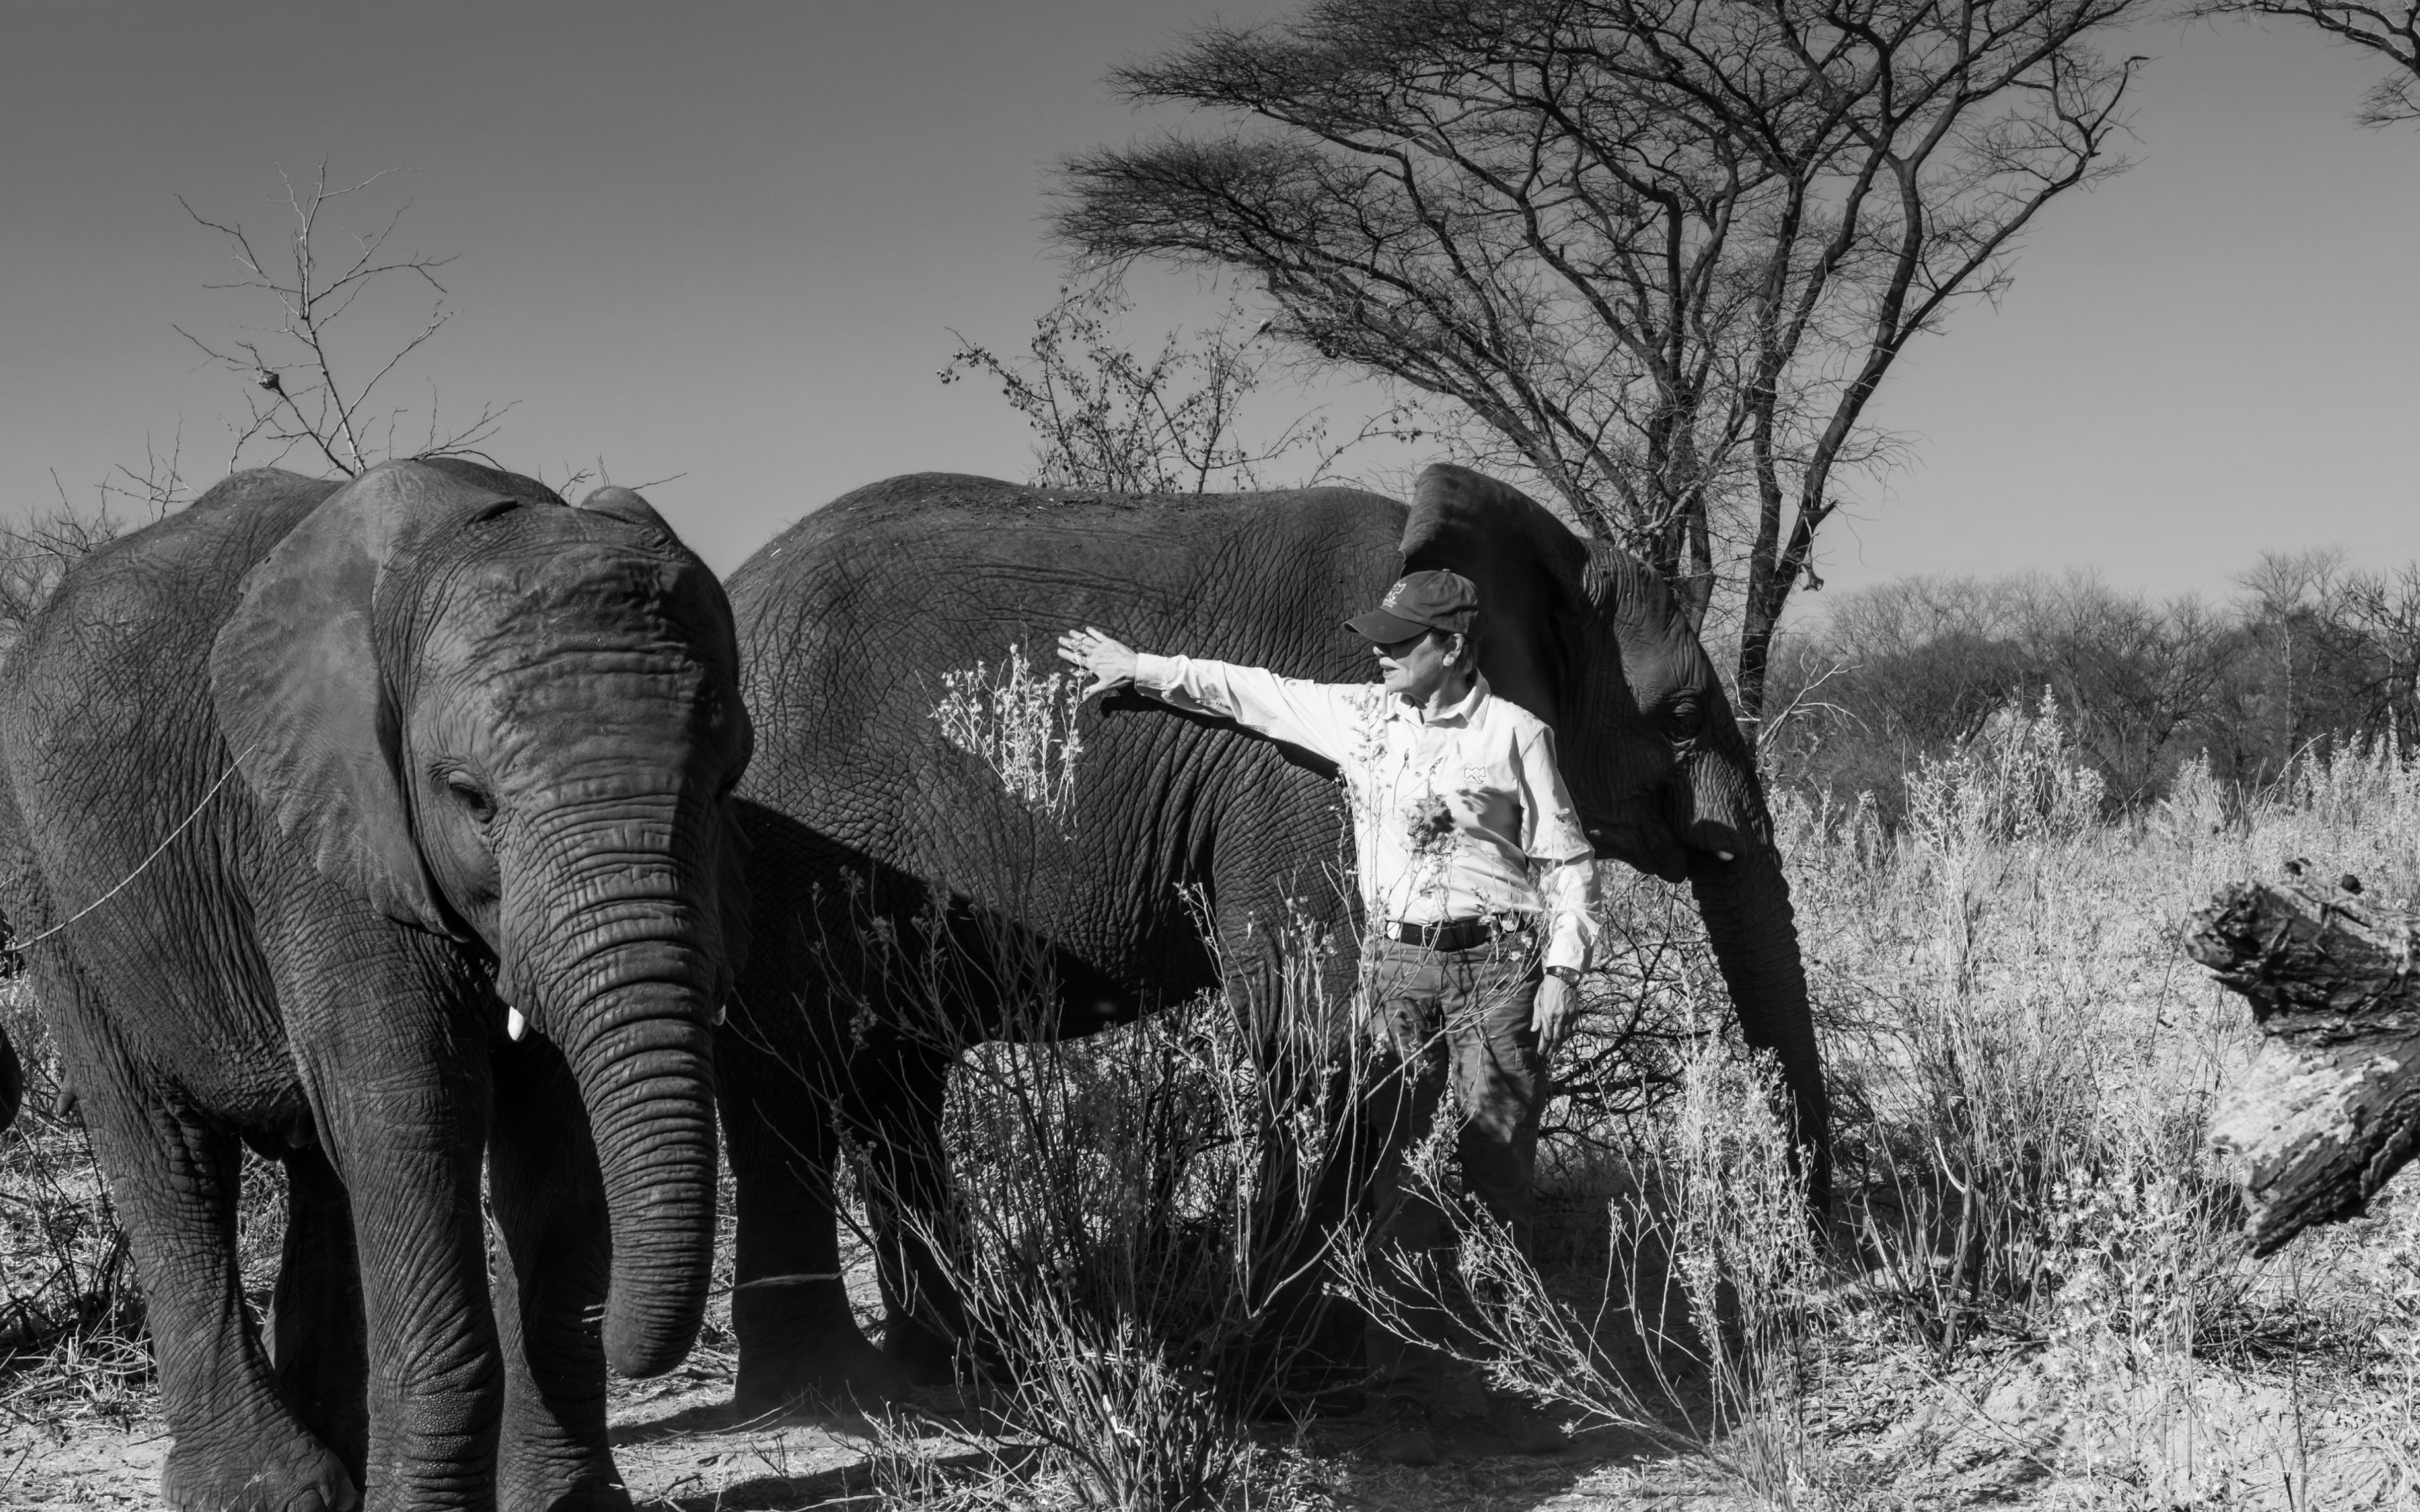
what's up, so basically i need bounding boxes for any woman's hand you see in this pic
[1057,626,1140,700]
[1533,973,1579,1055]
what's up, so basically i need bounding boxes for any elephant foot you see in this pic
[1231,1295,1367,1420]
[499,1473,631,1512]
[883,1315,966,1389]
[733,1329,913,1415]
[498,1441,629,1512]
[161,1427,360,1512]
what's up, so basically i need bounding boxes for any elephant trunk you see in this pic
[1686,844,1832,1215]
[515,857,723,1380]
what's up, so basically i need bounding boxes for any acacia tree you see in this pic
[1054,0,2146,719]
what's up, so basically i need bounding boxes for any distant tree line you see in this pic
[1760,553,2420,822]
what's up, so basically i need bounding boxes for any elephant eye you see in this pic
[1666,696,1702,735]
[442,770,497,825]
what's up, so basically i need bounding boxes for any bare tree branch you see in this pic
[175,162,506,476]
[940,278,1423,496]
[2190,0,2420,125]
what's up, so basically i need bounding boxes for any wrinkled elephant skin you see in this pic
[717,465,1827,1405]
[0,460,750,1510]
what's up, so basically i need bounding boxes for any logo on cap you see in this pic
[1343,568,1481,643]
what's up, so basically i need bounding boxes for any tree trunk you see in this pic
[2184,879,2420,1256]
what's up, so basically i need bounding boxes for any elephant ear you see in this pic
[209,461,510,935]
[1402,464,1590,730]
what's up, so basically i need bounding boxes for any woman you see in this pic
[1058,566,1592,1462]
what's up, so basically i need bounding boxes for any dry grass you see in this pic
[1753,708,2420,1507]
[0,980,294,1441]
[0,985,152,1431]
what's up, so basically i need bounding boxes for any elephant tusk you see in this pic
[506,1005,528,1042]
[1715,850,1736,863]
[710,1000,728,1027]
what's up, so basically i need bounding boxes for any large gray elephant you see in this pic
[716,464,1825,1405]
[0,459,750,1510]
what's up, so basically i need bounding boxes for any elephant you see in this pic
[0,459,750,1510]
[715,463,1826,1406]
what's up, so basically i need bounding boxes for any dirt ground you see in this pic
[6,1325,2407,1509]
[0,1350,1685,1511]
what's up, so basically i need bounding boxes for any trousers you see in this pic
[1356,931,1544,1404]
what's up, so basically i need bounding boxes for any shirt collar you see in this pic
[1392,672,1491,727]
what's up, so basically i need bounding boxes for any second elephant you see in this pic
[716,464,1828,1406]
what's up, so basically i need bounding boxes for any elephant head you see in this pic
[1402,464,1829,1208]
[209,459,752,1376]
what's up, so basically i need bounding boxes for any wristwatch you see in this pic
[1544,965,1581,986]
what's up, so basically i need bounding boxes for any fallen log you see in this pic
[2186,878,2420,1256]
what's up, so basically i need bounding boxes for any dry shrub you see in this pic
[831,903,1365,1512]
[0,981,149,1414]
[902,979,1349,1510]
[930,643,1088,818]
[1780,706,2420,1504]
[1336,1032,1823,1502]
[0,975,288,1419]
[843,648,1362,1510]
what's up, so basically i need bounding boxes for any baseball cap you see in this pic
[1344,569,1479,643]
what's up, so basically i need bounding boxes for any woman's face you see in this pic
[1373,627,1462,701]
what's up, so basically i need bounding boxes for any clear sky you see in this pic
[3,2,2413,613]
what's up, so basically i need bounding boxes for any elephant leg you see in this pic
[843,1033,963,1386]
[487,1034,626,1511]
[72,1065,358,1509]
[23,943,357,1512]
[271,924,502,1509]
[1208,855,1369,1405]
[719,989,909,1410]
[271,1142,371,1489]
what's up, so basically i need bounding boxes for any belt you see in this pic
[1384,916,1531,953]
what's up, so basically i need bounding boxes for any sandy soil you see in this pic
[0,1352,1675,1511]
[7,1323,2403,1509]
[16,1320,2389,1509]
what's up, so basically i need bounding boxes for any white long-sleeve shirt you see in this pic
[1131,654,1599,974]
